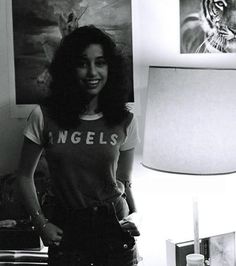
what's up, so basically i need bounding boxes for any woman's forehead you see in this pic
[80,44,105,56]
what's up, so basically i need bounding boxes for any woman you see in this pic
[17,25,140,266]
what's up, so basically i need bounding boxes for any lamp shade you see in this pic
[142,66,236,175]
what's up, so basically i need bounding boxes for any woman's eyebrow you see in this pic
[96,56,106,59]
[77,55,107,61]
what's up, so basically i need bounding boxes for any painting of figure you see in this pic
[180,0,236,53]
[12,0,133,104]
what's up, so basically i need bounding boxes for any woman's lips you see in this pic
[86,79,100,88]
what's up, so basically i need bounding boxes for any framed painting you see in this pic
[8,0,133,117]
[180,0,236,54]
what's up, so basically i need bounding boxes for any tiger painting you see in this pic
[180,0,236,53]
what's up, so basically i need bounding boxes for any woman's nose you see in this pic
[87,63,97,76]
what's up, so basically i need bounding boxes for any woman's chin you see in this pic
[84,85,103,97]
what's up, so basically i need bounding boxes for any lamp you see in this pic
[142,66,236,175]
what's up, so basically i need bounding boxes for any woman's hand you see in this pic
[119,212,141,237]
[39,222,63,246]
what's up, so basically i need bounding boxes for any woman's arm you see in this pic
[17,138,44,220]
[17,137,63,246]
[116,148,136,213]
[116,148,140,236]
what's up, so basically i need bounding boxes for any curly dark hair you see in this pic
[44,25,131,129]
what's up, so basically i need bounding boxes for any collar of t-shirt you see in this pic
[79,112,103,121]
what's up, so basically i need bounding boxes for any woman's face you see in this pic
[75,44,108,97]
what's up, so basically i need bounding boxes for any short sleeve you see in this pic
[23,105,44,145]
[120,114,140,151]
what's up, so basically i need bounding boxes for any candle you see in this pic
[193,198,200,254]
[186,254,204,266]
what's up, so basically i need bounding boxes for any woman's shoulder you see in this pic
[125,110,135,123]
[121,110,136,130]
[27,105,52,126]
[27,105,43,120]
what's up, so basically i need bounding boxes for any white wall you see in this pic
[0,0,26,175]
[132,0,236,69]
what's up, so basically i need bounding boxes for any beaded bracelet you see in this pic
[124,180,132,188]
[31,210,49,230]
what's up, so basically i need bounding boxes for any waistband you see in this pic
[51,195,129,227]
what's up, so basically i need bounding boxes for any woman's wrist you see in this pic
[30,210,49,231]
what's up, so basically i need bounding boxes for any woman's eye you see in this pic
[95,59,107,67]
[76,60,87,68]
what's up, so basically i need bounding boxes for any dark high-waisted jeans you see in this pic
[48,196,139,266]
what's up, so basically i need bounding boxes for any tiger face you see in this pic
[202,0,236,52]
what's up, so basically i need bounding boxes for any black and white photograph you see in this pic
[2,0,236,265]
[180,0,236,53]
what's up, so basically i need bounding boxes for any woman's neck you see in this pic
[83,96,99,115]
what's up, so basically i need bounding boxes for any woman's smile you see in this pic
[85,78,101,89]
